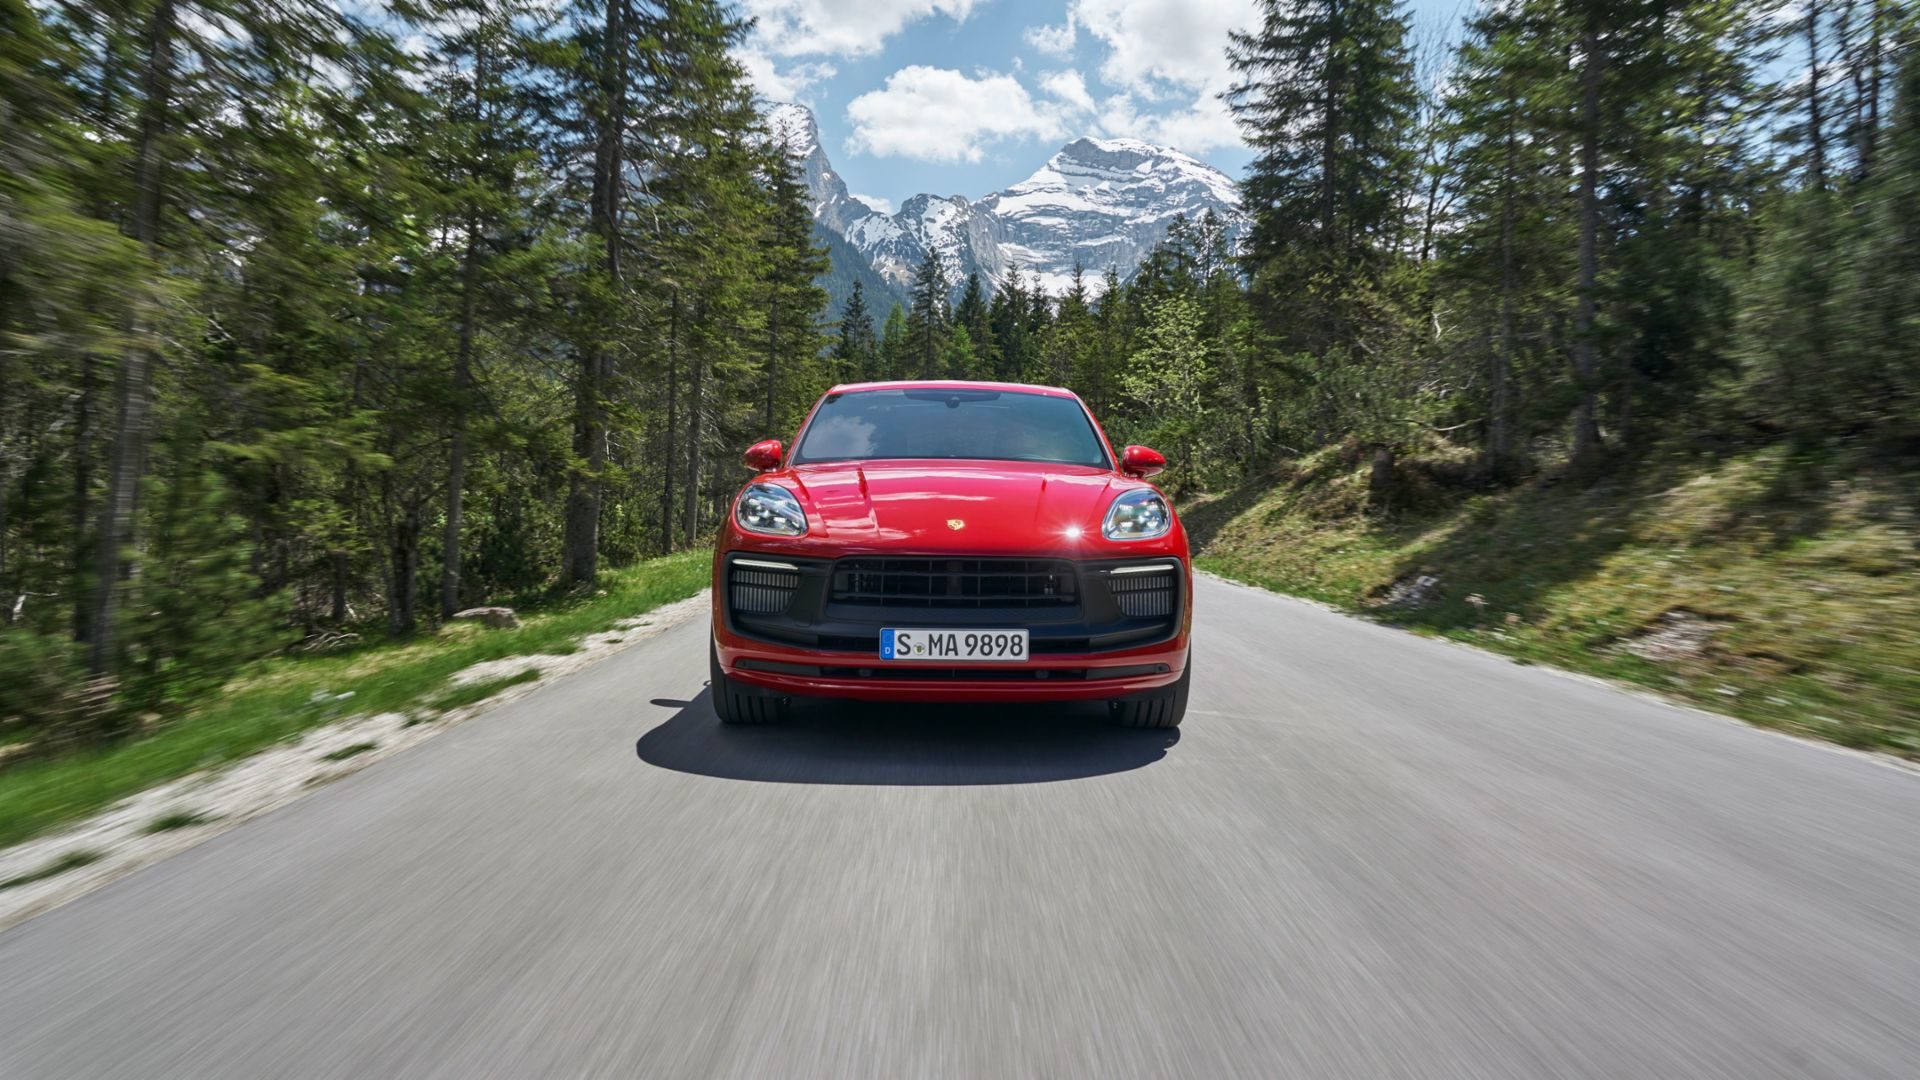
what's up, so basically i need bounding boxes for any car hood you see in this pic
[783,461,1133,552]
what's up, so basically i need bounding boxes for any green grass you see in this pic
[425,668,540,713]
[0,849,104,892]
[0,551,709,849]
[320,741,379,763]
[143,810,215,834]
[1195,443,1920,756]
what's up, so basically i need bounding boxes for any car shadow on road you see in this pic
[634,689,1179,785]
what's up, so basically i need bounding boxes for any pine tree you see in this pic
[906,249,949,378]
[989,264,1030,380]
[73,0,365,664]
[556,0,635,581]
[414,0,552,619]
[1227,0,1419,352]
[1849,42,1920,426]
[1043,264,1094,388]
[943,325,978,378]
[1080,267,1128,416]
[632,0,767,548]
[833,281,878,384]
[953,272,998,375]
[879,303,910,380]
[0,3,150,655]
[759,131,831,432]
[1440,0,1575,474]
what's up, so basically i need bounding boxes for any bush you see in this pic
[0,629,95,755]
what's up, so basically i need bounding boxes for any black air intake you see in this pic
[729,560,800,615]
[1108,565,1175,618]
[830,557,1078,610]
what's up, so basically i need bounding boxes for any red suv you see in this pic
[710,381,1192,728]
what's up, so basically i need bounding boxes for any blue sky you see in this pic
[738,0,1473,211]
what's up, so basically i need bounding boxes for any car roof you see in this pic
[824,380,1079,399]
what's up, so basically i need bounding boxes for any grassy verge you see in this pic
[0,551,709,849]
[425,668,541,713]
[143,810,216,834]
[1192,443,1919,757]
[0,850,104,891]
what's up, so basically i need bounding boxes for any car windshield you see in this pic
[792,388,1110,468]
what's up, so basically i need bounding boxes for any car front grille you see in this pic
[829,557,1079,610]
[1108,565,1176,618]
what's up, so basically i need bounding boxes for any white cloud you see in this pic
[738,48,837,101]
[1061,0,1256,154]
[1098,90,1242,154]
[1024,19,1077,58]
[1072,0,1257,95]
[852,193,895,213]
[742,0,980,58]
[1040,69,1095,115]
[846,66,1070,163]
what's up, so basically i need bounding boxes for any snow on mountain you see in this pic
[983,137,1243,295]
[764,103,819,161]
[760,104,1244,301]
[763,102,880,241]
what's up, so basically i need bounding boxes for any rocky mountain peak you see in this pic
[760,103,1244,305]
[764,103,820,158]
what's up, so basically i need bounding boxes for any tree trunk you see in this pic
[1321,0,1342,250]
[561,351,603,583]
[90,0,174,676]
[684,352,704,546]
[1490,78,1518,477]
[330,550,348,623]
[765,297,777,433]
[1806,3,1827,190]
[71,354,96,641]
[1569,25,1605,473]
[389,504,420,637]
[659,294,679,555]
[0,348,11,596]
[1861,0,1883,177]
[441,212,480,619]
[561,0,628,586]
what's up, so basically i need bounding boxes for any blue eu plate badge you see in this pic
[880,628,896,660]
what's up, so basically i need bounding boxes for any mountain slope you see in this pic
[813,221,906,316]
[983,137,1242,295]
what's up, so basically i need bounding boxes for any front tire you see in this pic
[1109,656,1190,729]
[710,639,788,725]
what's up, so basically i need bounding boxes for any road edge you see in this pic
[0,591,712,932]
[1195,569,1920,780]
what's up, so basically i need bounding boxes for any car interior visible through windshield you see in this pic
[792,389,1110,467]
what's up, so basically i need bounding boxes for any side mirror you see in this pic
[1120,444,1166,479]
[744,439,784,472]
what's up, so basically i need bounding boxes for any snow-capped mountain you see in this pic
[765,103,872,238]
[763,104,1243,303]
[982,137,1243,296]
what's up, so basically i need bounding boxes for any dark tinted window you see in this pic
[792,389,1109,467]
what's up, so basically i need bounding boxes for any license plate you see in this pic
[880,628,1029,662]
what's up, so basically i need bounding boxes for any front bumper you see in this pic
[711,551,1191,702]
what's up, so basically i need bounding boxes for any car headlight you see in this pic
[1102,488,1171,540]
[736,483,808,537]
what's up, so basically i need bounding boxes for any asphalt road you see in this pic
[3,575,1918,1079]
